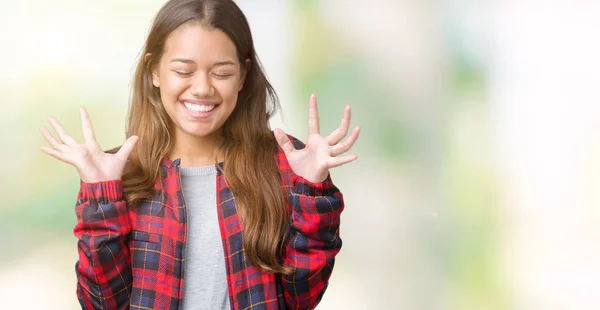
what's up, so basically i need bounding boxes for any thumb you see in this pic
[116,135,139,162]
[273,129,295,155]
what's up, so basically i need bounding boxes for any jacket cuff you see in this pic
[79,179,124,203]
[292,173,334,197]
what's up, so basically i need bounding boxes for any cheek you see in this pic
[215,80,241,100]
[160,75,189,100]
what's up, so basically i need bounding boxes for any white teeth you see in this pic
[183,102,215,113]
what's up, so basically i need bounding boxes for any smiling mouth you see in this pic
[181,101,216,113]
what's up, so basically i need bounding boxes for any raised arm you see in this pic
[274,94,360,309]
[74,180,132,309]
[40,107,138,309]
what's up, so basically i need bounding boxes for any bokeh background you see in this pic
[1,0,599,309]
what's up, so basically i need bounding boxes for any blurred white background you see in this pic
[0,1,599,309]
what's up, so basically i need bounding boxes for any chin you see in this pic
[180,124,222,139]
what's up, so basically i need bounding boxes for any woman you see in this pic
[39,0,360,309]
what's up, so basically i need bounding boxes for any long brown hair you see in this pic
[120,0,292,274]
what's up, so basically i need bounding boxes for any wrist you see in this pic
[78,168,117,183]
[303,170,328,184]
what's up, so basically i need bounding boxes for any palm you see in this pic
[73,146,128,181]
[274,94,360,183]
[40,107,138,183]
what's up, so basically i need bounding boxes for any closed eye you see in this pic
[213,73,233,79]
[174,71,193,77]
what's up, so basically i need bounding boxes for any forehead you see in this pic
[162,22,238,63]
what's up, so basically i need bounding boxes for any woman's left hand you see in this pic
[274,94,360,183]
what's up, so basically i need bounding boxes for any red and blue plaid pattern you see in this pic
[74,136,344,309]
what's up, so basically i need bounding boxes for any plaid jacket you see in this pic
[74,137,344,310]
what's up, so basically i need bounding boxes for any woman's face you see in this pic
[151,22,247,143]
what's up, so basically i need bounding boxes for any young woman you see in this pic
[39,0,359,309]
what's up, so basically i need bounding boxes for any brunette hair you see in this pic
[119,0,291,274]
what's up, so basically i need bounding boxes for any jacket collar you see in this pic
[160,156,224,173]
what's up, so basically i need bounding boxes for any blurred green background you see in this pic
[1,1,600,309]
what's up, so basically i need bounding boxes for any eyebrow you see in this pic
[169,58,236,66]
[170,58,195,64]
[213,60,236,67]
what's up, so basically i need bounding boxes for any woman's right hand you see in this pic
[40,107,138,183]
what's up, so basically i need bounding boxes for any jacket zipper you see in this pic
[177,162,189,310]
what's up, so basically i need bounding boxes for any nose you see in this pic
[190,72,214,97]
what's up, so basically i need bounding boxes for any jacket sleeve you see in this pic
[279,137,345,310]
[73,179,132,309]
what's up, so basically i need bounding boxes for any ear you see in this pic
[239,59,251,92]
[145,53,160,87]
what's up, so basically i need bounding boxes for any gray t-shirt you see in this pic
[180,165,230,310]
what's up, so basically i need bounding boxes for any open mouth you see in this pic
[182,101,216,113]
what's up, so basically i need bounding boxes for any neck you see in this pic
[169,130,223,167]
